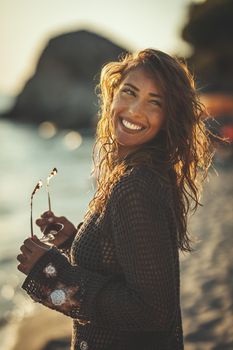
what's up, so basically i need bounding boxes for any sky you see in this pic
[0,0,205,96]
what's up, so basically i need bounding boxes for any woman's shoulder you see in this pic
[110,164,172,202]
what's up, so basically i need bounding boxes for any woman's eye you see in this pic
[151,100,162,107]
[122,88,135,96]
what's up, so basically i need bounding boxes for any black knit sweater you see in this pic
[22,165,184,350]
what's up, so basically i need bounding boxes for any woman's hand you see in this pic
[36,211,77,248]
[17,235,52,275]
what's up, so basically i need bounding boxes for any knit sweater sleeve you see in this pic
[22,172,177,331]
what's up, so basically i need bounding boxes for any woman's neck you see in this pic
[116,144,140,162]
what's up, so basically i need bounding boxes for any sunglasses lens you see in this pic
[40,223,64,242]
[43,223,63,235]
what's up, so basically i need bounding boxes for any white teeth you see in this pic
[122,118,143,131]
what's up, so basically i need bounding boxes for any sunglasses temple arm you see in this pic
[48,191,51,212]
[46,168,57,212]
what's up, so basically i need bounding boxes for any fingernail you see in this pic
[48,217,54,223]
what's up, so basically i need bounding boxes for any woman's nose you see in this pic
[128,100,145,118]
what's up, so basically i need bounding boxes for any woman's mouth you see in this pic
[119,117,146,133]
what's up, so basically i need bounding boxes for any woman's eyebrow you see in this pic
[124,83,163,99]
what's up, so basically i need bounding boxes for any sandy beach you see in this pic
[10,305,72,350]
[181,166,233,349]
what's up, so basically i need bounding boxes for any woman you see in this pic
[17,49,212,350]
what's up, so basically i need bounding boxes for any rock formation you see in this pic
[4,30,128,130]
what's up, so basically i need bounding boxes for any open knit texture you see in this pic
[22,165,184,350]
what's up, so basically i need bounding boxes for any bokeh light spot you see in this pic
[38,121,57,139]
[63,131,82,150]
[1,285,15,300]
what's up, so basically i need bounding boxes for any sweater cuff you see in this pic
[21,246,80,301]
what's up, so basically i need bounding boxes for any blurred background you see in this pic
[0,0,232,349]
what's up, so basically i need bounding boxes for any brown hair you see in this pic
[86,48,213,253]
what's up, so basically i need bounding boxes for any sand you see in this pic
[11,306,72,350]
[181,166,233,349]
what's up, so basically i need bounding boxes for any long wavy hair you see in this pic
[85,48,214,253]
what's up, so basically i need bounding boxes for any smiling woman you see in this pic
[17,49,213,350]
[111,67,165,157]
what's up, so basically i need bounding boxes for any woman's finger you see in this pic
[36,215,67,230]
[17,254,27,263]
[36,218,51,227]
[17,263,28,275]
[23,238,40,252]
[32,236,52,251]
[36,215,60,227]
[20,244,31,255]
[55,216,67,224]
[41,211,54,219]
[23,237,44,252]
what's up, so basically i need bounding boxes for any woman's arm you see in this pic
[21,175,177,331]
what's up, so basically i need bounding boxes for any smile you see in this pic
[120,117,145,132]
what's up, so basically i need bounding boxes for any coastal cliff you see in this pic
[4,30,128,130]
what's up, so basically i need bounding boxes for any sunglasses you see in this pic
[30,168,64,242]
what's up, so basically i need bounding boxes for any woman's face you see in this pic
[111,67,165,157]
